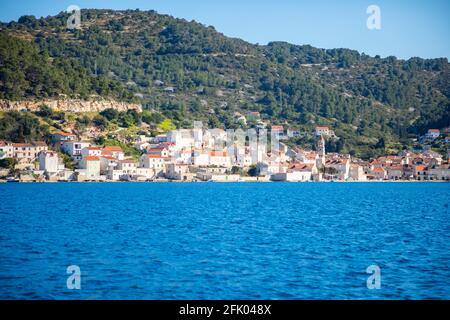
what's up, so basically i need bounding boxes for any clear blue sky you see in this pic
[0,0,449,60]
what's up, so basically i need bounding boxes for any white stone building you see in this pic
[81,146,103,158]
[38,151,62,174]
[62,141,90,162]
[0,141,13,159]
[140,154,166,176]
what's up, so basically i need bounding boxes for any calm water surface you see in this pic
[0,182,449,299]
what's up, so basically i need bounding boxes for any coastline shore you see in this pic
[1,179,448,183]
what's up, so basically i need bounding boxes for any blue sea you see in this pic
[0,182,449,300]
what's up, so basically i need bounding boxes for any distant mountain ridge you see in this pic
[0,9,449,157]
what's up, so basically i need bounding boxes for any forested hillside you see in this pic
[0,9,449,158]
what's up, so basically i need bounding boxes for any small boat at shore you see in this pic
[6,177,19,183]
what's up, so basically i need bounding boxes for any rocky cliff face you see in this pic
[0,99,142,113]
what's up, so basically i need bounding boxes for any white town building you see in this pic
[38,151,62,174]
[62,141,90,162]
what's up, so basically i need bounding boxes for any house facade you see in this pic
[81,146,103,158]
[51,132,76,144]
[140,154,166,176]
[13,142,48,162]
[62,141,90,161]
[371,167,387,180]
[79,156,101,178]
[271,163,316,182]
[315,126,330,136]
[38,151,61,173]
[0,141,13,159]
[425,129,440,140]
[386,166,403,180]
[102,146,125,160]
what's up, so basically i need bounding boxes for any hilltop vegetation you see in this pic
[0,9,449,158]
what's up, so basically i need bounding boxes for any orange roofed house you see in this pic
[139,154,167,177]
[102,146,125,160]
[325,158,350,180]
[51,132,77,144]
[147,147,170,158]
[315,126,330,136]
[271,162,317,182]
[271,125,284,136]
[81,146,125,161]
[414,165,427,180]
[209,150,231,167]
[12,142,48,162]
[79,156,101,179]
[425,129,440,140]
[371,167,387,180]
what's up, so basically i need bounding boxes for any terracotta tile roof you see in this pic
[0,140,12,146]
[32,141,47,147]
[13,141,47,148]
[326,159,347,165]
[372,167,385,173]
[209,151,227,157]
[271,125,284,130]
[289,163,314,171]
[101,156,116,160]
[13,143,33,147]
[103,146,123,152]
[145,155,165,159]
[86,146,102,151]
[84,156,100,161]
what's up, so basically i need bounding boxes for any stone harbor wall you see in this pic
[0,99,142,113]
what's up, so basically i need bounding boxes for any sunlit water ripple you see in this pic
[0,182,449,299]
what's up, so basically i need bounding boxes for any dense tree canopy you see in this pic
[0,9,449,157]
